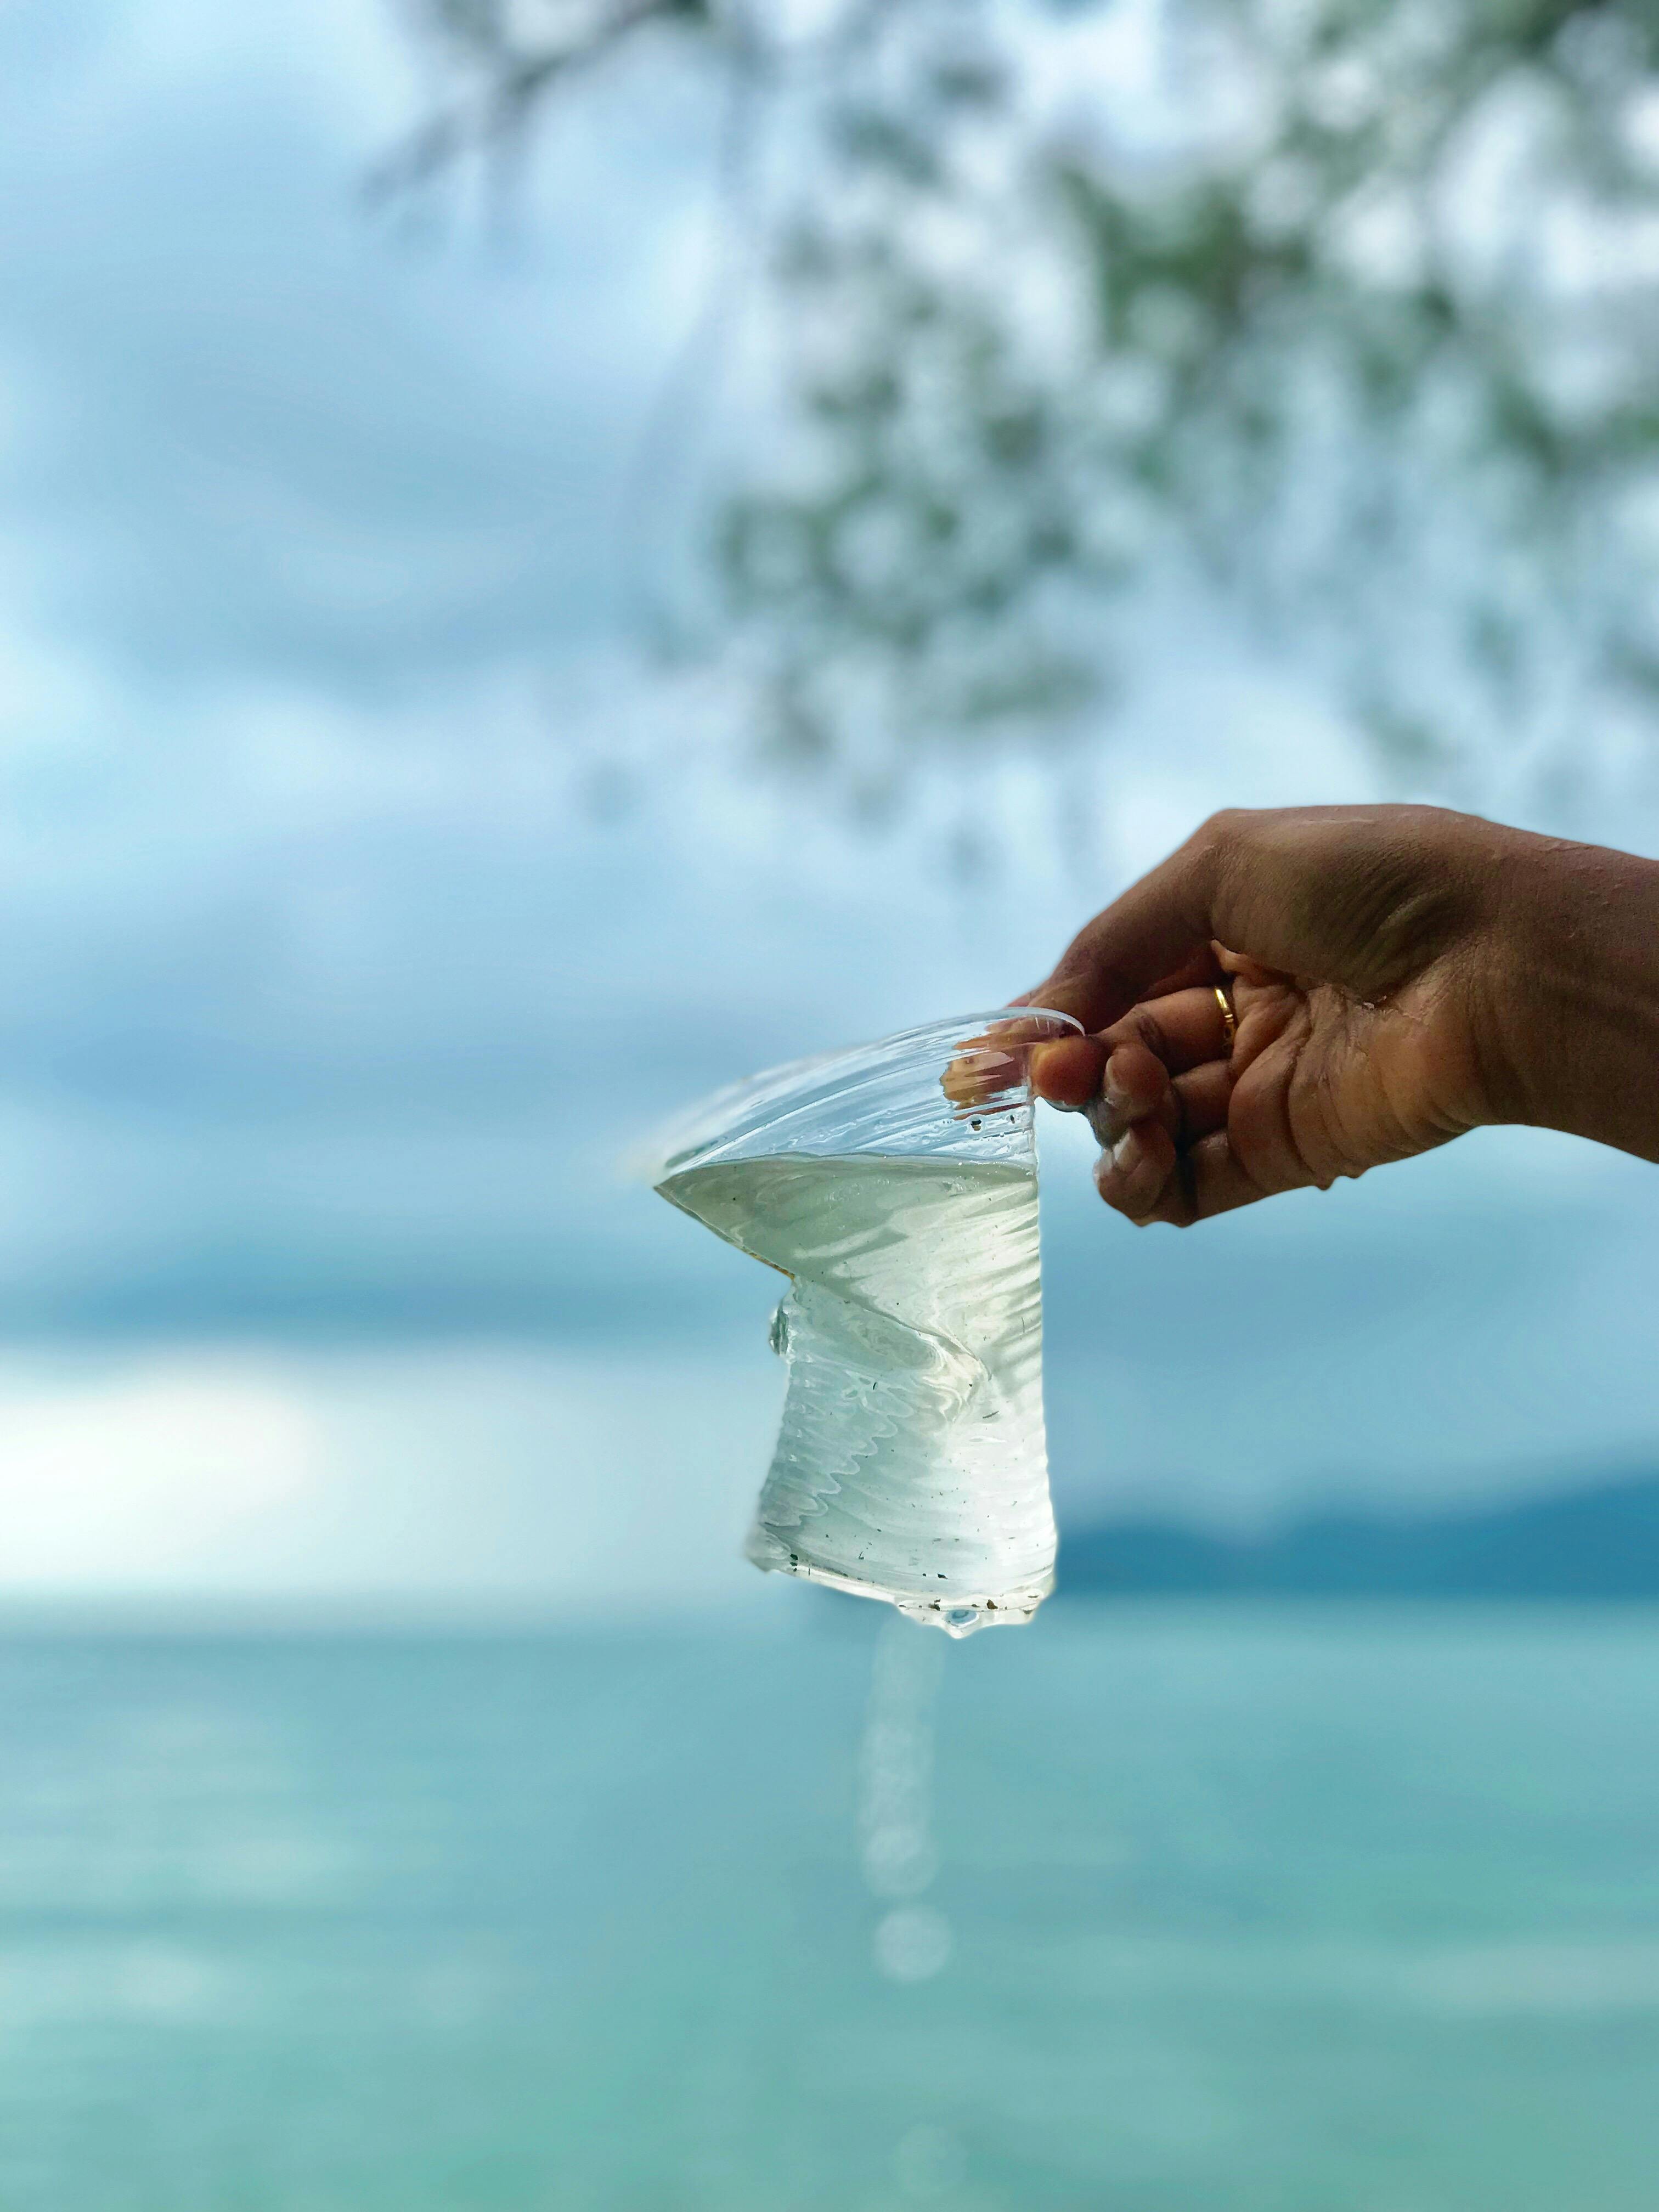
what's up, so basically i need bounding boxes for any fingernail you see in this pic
[1102,1063,1130,1111]
[1110,1130,1136,1172]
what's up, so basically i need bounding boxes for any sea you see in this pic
[1,1602,1657,2210]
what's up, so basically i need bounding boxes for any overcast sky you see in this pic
[4,0,1659,1615]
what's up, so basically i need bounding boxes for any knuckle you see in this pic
[1195,806,1252,853]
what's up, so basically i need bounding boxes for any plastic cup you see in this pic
[649,1008,1080,1635]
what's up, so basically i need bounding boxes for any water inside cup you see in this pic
[650,1009,1079,1635]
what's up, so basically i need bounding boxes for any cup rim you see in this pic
[634,1005,1083,1184]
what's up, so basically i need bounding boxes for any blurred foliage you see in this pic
[391,0,1659,800]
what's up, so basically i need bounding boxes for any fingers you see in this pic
[1142,951,1227,1000]
[1021,821,1239,1032]
[1098,1126,1268,1226]
[1030,984,1235,1118]
[1105,986,1234,1079]
[1047,980,1255,1226]
[1028,1032,1109,1111]
[1024,802,1495,1228]
[1087,1043,1233,1149]
[1094,1117,1180,1217]
[1088,1036,1170,1140]
[940,1012,1085,1111]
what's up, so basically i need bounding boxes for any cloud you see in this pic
[0,1340,787,1609]
[0,0,723,696]
[0,1353,327,1584]
[1,0,1659,1609]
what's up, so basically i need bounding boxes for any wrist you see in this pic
[1479,833,1659,1160]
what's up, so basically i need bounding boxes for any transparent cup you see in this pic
[648,1008,1081,1636]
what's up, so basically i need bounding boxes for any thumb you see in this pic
[1023,823,1230,1034]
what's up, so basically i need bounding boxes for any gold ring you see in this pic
[1214,983,1237,1051]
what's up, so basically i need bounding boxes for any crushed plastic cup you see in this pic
[646,1008,1081,1636]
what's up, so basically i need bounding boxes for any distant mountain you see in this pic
[1058,1471,1659,1599]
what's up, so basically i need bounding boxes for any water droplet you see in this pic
[894,2123,967,2201]
[873,1904,952,1983]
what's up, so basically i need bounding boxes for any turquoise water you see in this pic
[1,1606,1658,2209]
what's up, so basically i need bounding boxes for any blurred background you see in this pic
[4,0,1659,2203]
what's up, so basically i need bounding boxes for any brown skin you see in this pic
[1020,805,1659,1227]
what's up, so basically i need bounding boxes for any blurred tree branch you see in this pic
[385,0,1659,806]
[366,0,718,200]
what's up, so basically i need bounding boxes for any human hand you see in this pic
[1022,804,1659,1225]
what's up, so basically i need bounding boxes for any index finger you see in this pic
[1023,825,1230,1035]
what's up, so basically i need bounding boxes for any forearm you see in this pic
[1486,834,1659,1163]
